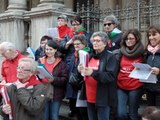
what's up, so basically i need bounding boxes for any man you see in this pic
[0,41,25,84]
[35,35,53,61]
[1,57,47,120]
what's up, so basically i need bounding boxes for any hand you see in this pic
[65,39,73,48]
[2,104,11,114]
[15,80,28,89]
[81,67,93,76]
[77,64,84,73]
[151,67,160,75]
[46,77,54,82]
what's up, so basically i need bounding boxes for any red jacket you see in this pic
[1,51,25,83]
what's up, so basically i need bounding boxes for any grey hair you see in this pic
[91,31,109,44]
[0,41,16,53]
[19,57,38,73]
[103,14,119,25]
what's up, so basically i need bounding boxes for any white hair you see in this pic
[0,41,16,53]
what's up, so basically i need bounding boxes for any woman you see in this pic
[60,16,91,117]
[117,29,145,120]
[144,25,160,106]
[38,40,67,120]
[78,31,118,120]
[68,34,90,120]
[103,14,122,51]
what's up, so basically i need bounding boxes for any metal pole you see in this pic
[137,0,140,30]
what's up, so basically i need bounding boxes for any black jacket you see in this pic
[80,49,119,107]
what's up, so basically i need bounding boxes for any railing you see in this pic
[77,0,160,33]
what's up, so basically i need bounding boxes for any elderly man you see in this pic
[1,57,47,120]
[0,41,25,84]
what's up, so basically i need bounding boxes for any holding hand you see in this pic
[2,104,11,115]
[151,67,160,75]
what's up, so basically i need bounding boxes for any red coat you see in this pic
[1,51,25,83]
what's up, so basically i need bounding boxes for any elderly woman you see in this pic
[78,31,118,120]
[103,14,123,51]
[1,57,47,120]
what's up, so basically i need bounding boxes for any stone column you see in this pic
[0,0,27,51]
[40,0,64,4]
[7,0,27,11]
[38,0,64,7]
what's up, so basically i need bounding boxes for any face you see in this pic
[57,18,67,27]
[104,20,116,33]
[73,40,85,51]
[17,61,32,82]
[71,21,81,31]
[125,33,137,49]
[91,36,106,53]
[148,31,160,47]
[45,44,57,58]
[2,49,15,60]
[40,39,48,50]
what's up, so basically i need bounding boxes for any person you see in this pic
[141,106,160,120]
[0,41,26,84]
[38,40,67,120]
[78,31,118,120]
[68,34,90,120]
[116,29,145,120]
[144,25,160,106]
[35,35,53,61]
[59,16,92,117]
[103,14,123,51]
[1,57,47,120]
[56,14,70,44]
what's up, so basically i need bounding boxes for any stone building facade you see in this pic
[0,0,160,51]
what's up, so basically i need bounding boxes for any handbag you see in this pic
[46,83,54,100]
[69,72,81,88]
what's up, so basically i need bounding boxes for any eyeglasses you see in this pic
[125,37,135,41]
[17,66,31,73]
[91,39,102,43]
[73,43,82,46]
[104,23,114,26]
[72,24,80,26]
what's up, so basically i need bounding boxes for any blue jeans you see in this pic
[117,87,142,120]
[45,100,62,120]
[87,102,110,120]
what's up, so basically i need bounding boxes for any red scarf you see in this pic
[25,76,42,87]
[57,25,70,38]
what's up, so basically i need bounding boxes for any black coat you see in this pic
[80,49,119,107]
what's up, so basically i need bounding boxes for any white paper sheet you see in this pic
[129,63,157,83]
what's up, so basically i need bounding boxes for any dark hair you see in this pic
[72,34,87,46]
[44,40,62,58]
[40,35,53,43]
[71,16,82,25]
[147,25,160,38]
[141,106,160,120]
[121,29,141,47]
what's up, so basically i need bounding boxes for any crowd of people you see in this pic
[0,14,159,120]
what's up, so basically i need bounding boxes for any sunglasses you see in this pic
[104,23,114,26]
